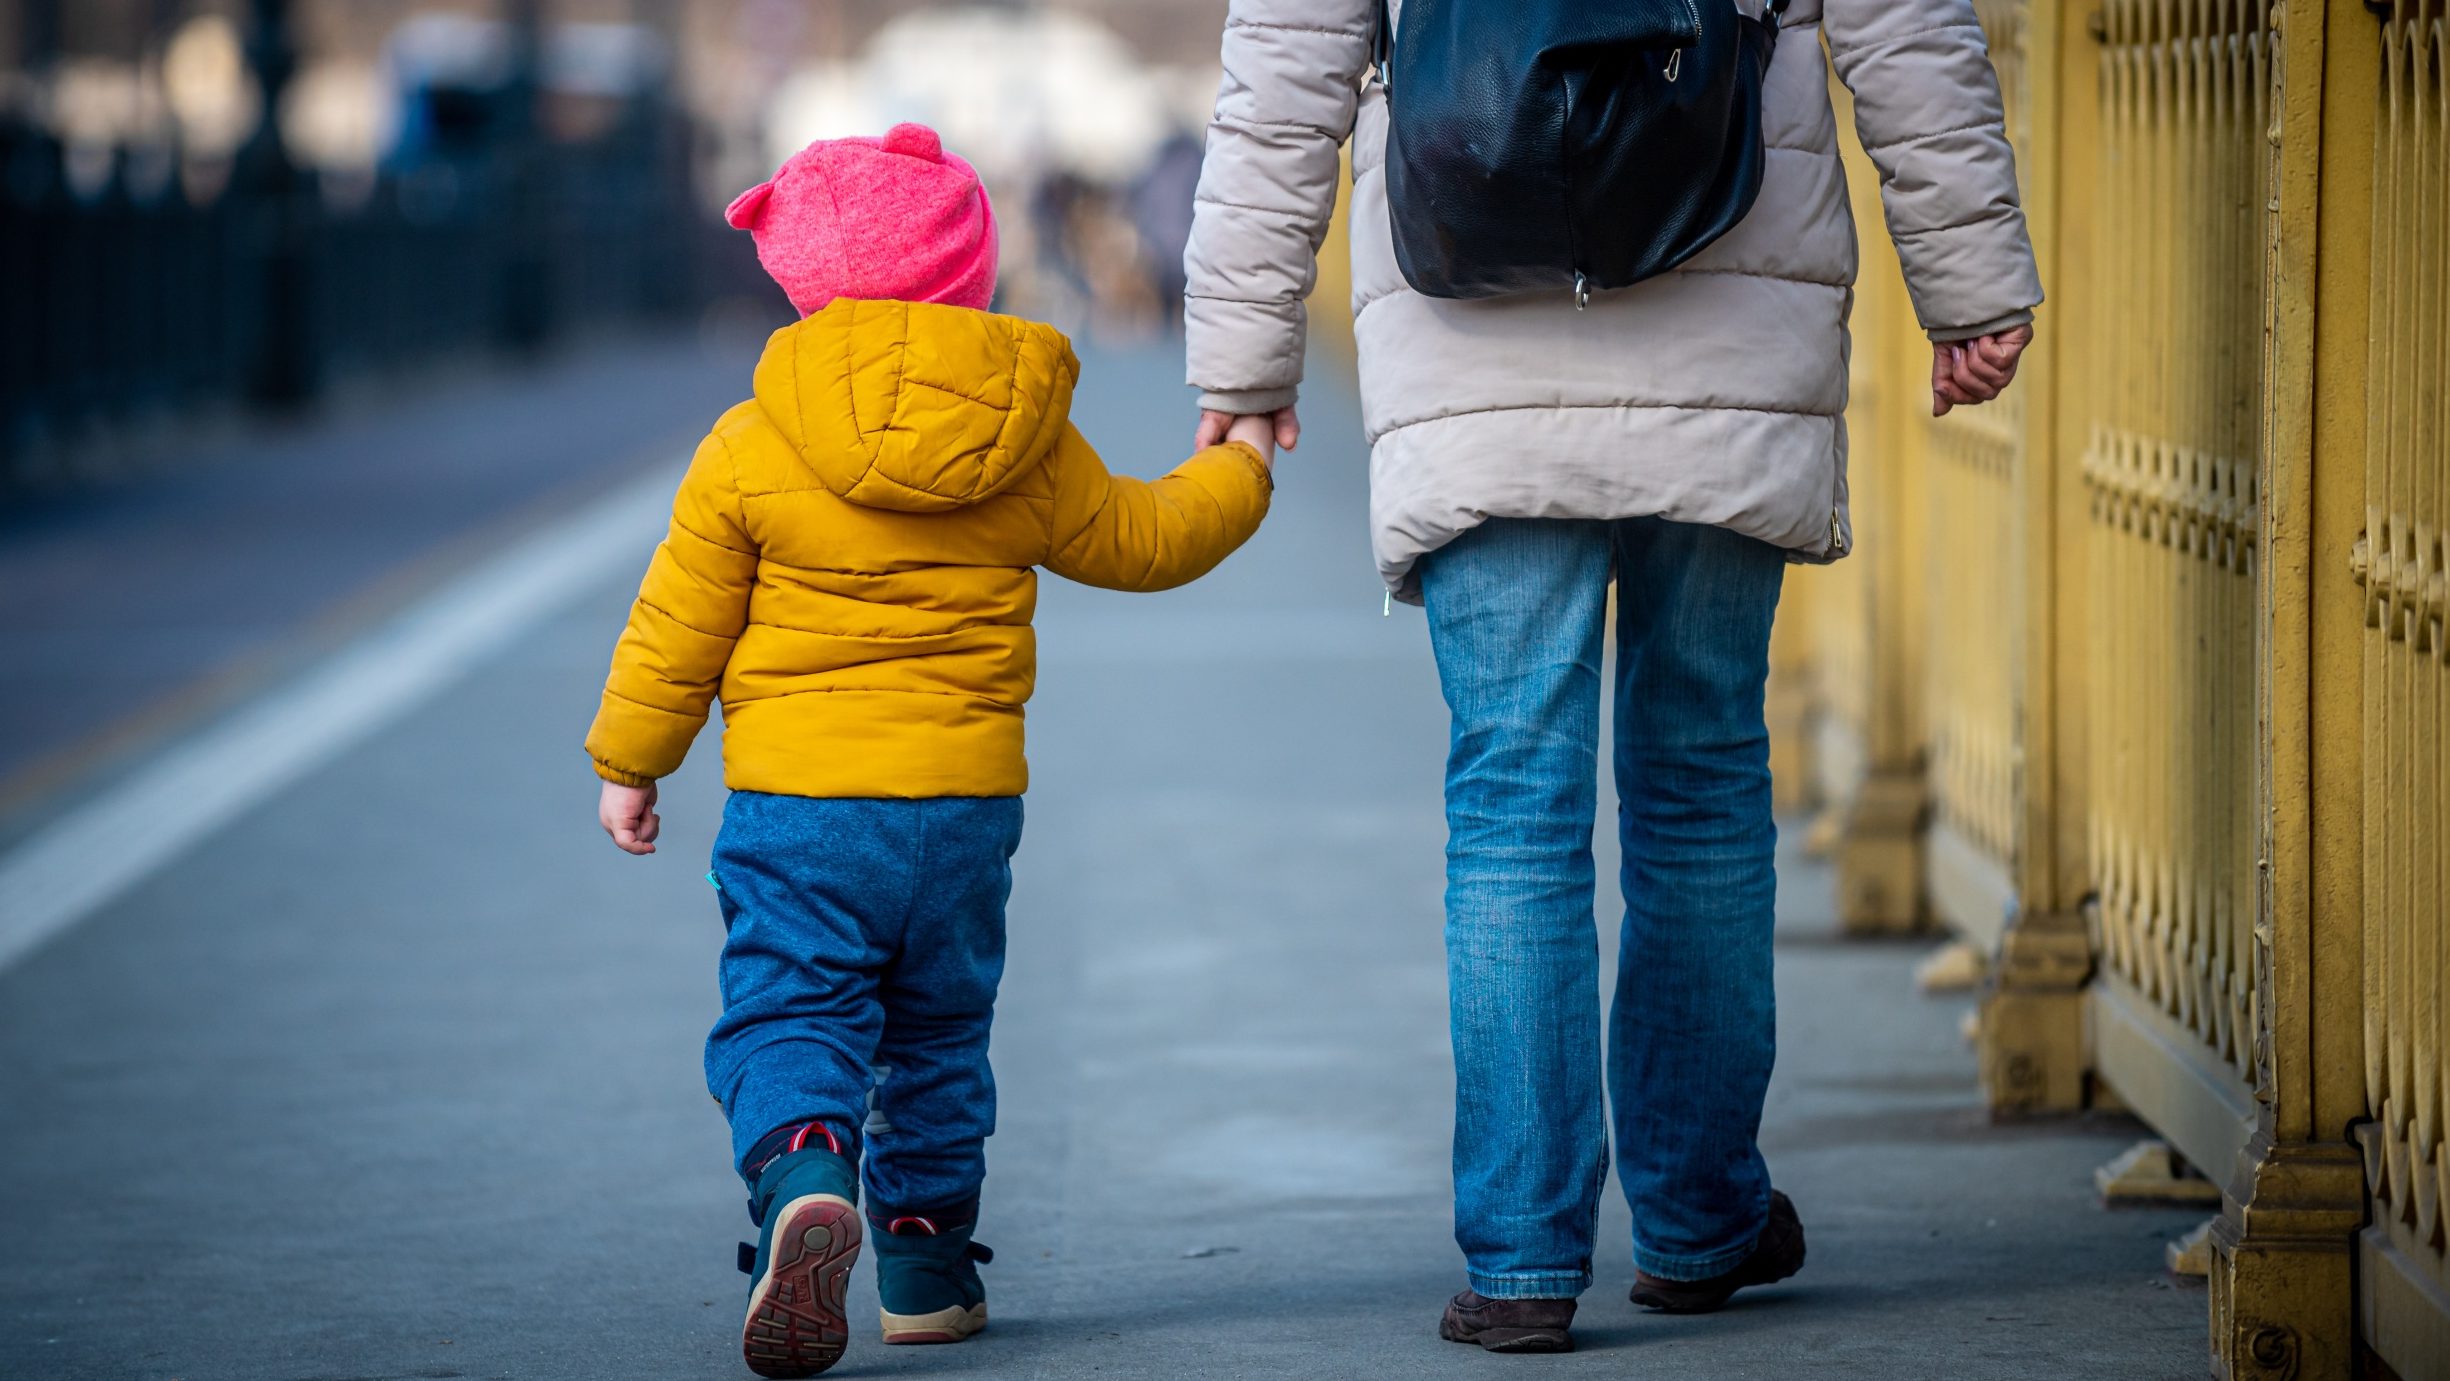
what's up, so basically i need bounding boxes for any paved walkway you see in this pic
[0,338,2210,1379]
[0,330,757,814]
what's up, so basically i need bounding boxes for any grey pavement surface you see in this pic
[0,327,765,813]
[0,337,2210,1379]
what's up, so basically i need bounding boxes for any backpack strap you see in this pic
[1373,0,1394,94]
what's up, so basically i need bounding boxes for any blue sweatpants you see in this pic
[705,791,1022,1215]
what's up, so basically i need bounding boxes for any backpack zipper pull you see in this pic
[1664,48,1682,82]
[1383,589,1393,617]
[1574,272,1590,310]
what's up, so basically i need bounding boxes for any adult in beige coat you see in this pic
[1185,0,2040,1350]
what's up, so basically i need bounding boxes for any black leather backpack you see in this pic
[1374,0,1787,303]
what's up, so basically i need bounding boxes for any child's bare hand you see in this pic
[599,780,660,855]
[1223,412,1277,467]
[1196,404,1299,454]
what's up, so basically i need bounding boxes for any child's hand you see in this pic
[599,780,660,855]
[1223,412,1277,467]
[1197,405,1299,454]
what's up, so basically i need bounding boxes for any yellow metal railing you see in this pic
[2354,0,2450,1364]
[1922,405,2022,893]
[1780,1,2450,1375]
[2081,0,2268,1161]
[1323,0,2444,1370]
[1803,112,1880,813]
[1920,0,2034,952]
[1800,84,1930,933]
[1767,578,1819,813]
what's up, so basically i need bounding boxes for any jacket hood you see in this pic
[751,298,1078,512]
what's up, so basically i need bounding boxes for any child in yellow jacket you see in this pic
[584,124,1273,1379]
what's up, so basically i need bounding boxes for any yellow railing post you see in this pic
[1789,175,1878,848]
[1788,1,2446,1369]
[1796,0,2100,1114]
[2200,3,2374,1376]
[1927,0,2102,1116]
[1795,8,2103,1104]
[1809,83,1934,936]
[1767,583,1819,815]
[2334,2,2450,1375]
[2071,0,2276,1197]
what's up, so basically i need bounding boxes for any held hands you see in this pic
[1196,405,1300,461]
[1222,413,1279,467]
[1931,324,2032,417]
[599,779,660,855]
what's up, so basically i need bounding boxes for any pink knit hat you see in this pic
[725,123,999,317]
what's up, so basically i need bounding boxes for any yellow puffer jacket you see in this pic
[585,299,1272,798]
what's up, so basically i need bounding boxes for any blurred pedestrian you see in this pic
[1130,131,1203,331]
[584,123,1276,1378]
[1184,0,2039,1352]
[1027,168,1093,321]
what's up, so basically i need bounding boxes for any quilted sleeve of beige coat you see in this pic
[1183,0,1375,415]
[1823,0,2044,337]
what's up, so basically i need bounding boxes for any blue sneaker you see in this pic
[737,1135,861,1378]
[872,1212,992,1344]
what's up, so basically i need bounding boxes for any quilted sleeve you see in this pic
[1823,0,2044,338]
[1043,425,1273,593]
[1183,0,1376,414]
[583,431,759,784]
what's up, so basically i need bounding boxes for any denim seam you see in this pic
[1631,1240,1757,1279]
[903,801,927,944]
[1467,1270,1591,1301]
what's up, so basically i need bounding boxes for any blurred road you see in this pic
[0,334,762,818]
[0,336,2208,1379]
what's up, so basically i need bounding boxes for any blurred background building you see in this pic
[0,0,1230,484]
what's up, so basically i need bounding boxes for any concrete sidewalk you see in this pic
[0,328,761,815]
[0,340,2208,1380]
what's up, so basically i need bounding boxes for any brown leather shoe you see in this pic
[1438,1289,1576,1353]
[1628,1190,1806,1314]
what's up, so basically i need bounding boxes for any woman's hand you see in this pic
[599,780,660,856]
[1931,324,2032,416]
[1196,405,1301,454]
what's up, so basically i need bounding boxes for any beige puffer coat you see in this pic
[1185,0,2043,601]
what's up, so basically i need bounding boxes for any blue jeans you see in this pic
[1418,516,1783,1298]
[705,792,1023,1214]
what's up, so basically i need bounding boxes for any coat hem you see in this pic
[1367,407,1851,603]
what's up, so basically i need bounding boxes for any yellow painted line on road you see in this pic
[0,464,677,974]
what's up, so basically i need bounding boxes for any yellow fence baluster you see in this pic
[1774,0,2447,1370]
[2353,6,2450,1375]
[1924,0,2031,955]
[2433,5,2450,1323]
[2078,0,2271,1182]
[2204,0,2373,1372]
[2421,3,2441,1320]
[1790,81,1934,934]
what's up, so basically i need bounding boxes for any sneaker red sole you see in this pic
[743,1194,861,1379]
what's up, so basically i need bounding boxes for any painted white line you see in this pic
[0,464,676,974]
